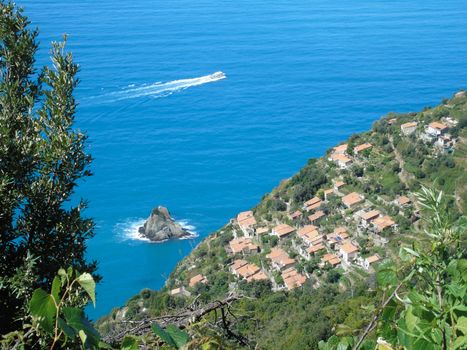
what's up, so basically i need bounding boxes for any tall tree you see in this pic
[0,1,97,331]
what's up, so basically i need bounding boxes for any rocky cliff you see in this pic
[138,206,190,242]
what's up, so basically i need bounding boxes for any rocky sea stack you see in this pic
[138,206,191,242]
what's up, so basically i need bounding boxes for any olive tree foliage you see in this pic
[0,1,97,331]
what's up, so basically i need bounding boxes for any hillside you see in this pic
[97,91,467,349]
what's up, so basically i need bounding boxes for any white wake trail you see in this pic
[106,71,226,101]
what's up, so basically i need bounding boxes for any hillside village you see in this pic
[167,91,465,297]
[98,92,466,345]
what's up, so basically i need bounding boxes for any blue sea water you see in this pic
[22,0,466,319]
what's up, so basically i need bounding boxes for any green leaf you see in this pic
[121,336,139,350]
[62,307,100,347]
[452,335,466,350]
[57,316,76,338]
[458,316,467,335]
[151,323,177,349]
[79,330,87,346]
[51,276,61,302]
[77,272,96,307]
[165,325,190,349]
[29,288,57,333]
[377,261,398,288]
[58,268,68,285]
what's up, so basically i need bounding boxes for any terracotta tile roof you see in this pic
[333,226,347,235]
[340,242,359,254]
[366,254,381,264]
[401,121,417,129]
[304,196,321,207]
[429,121,448,131]
[342,192,364,207]
[256,227,269,235]
[231,259,248,270]
[307,243,326,254]
[273,224,295,238]
[322,253,341,266]
[236,263,260,279]
[246,270,268,282]
[189,274,207,287]
[397,196,411,205]
[308,210,325,222]
[331,153,352,163]
[229,237,259,254]
[360,210,381,221]
[333,144,348,154]
[237,210,257,229]
[373,215,395,231]
[334,181,345,188]
[324,188,334,196]
[267,247,295,266]
[354,143,372,154]
[305,201,322,211]
[281,267,307,290]
[288,210,303,220]
[297,225,319,237]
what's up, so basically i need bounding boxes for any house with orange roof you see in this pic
[324,188,335,201]
[307,243,326,256]
[231,259,268,282]
[236,210,257,236]
[327,227,349,248]
[246,270,268,282]
[271,223,295,239]
[333,181,345,191]
[342,192,364,208]
[267,247,295,271]
[189,274,208,288]
[354,143,372,155]
[358,209,381,227]
[330,153,352,169]
[308,210,325,224]
[303,196,322,211]
[362,254,381,270]
[321,253,341,267]
[228,237,260,256]
[400,122,418,135]
[255,227,269,235]
[170,286,191,297]
[396,196,411,207]
[373,215,396,233]
[339,242,359,264]
[288,210,303,220]
[281,267,307,290]
[333,143,348,154]
[426,121,448,137]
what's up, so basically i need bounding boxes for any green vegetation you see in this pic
[1,2,466,349]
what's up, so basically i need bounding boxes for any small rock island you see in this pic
[138,206,191,242]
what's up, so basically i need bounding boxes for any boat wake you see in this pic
[103,71,226,102]
[115,218,198,243]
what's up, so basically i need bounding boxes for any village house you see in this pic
[372,215,396,233]
[271,223,295,239]
[189,274,208,288]
[228,237,260,256]
[255,227,269,235]
[333,180,346,192]
[230,259,267,282]
[358,209,381,228]
[342,192,364,209]
[267,247,295,271]
[297,225,321,246]
[426,121,448,137]
[170,286,191,297]
[281,267,307,290]
[339,242,359,264]
[237,210,257,236]
[321,253,341,267]
[303,196,322,211]
[362,254,381,270]
[400,122,418,135]
[308,210,325,225]
[324,188,335,201]
[435,134,454,152]
[306,243,326,258]
[288,210,303,220]
[327,227,349,248]
[396,196,411,207]
[354,142,372,155]
[330,153,352,169]
[333,143,348,155]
